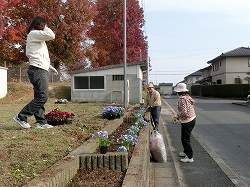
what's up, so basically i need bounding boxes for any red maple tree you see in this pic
[1,0,147,71]
[0,0,94,70]
[87,0,147,68]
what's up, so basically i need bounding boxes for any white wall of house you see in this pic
[203,66,212,78]
[71,64,144,104]
[0,66,8,99]
[186,75,203,90]
[211,57,250,84]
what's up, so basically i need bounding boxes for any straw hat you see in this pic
[174,83,188,92]
[147,83,154,88]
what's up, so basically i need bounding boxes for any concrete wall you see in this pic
[0,67,8,99]
[71,65,144,104]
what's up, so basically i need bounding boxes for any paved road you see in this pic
[163,95,250,187]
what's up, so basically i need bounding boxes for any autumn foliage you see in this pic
[87,0,147,68]
[0,0,147,70]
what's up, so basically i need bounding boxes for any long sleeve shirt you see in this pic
[26,27,55,71]
[144,90,161,108]
[177,94,196,123]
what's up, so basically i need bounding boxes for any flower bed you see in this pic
[95,107,147,153]
[102,106,125,120]
[67,119,150,187]
[45,108,75,126]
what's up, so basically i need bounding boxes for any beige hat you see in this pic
[147,83,154,88]
[174,83,188,92]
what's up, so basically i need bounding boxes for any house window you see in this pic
[213,63,219,71]
[235,78,241,84]
[112,75,124,81]
[74,76,105,89]
[248,59,250,67]
[216,79,222,84]
[213,64,216,71]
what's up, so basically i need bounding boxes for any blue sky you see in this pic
[142,0,250,85]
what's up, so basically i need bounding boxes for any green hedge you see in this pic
[198,84,250,98]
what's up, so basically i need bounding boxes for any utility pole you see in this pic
[123,0,128,108]
[146,41,149,85]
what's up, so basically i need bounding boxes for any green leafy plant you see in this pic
[92,131,114,147]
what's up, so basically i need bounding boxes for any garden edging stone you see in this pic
[24,105,150,187]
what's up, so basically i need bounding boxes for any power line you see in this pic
[152,51,221,61]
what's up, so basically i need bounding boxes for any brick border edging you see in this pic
[23,119,150,187]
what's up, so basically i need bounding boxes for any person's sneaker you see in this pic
[13,114,31,129]
[36,123,53,129]
[181,156,194,163]
[179,152,187,157]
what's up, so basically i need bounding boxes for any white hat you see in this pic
[174,83,188,92]
[147,83,154,88]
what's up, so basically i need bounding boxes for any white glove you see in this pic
[49,65,58,75]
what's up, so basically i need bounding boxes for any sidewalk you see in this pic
[149,100,236,187]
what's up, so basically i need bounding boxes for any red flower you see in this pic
[45,108,75,121]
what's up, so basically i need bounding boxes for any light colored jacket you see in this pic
[177,94,196,123]
[26,27,55,71]
[144,90,161,108]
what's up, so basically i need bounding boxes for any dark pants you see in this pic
[150,106,161,131]
[18,66,49,124]
[181,118,196,159]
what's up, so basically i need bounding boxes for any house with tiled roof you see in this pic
[207,47,250,84]
[68,61,147,104]
[195,65,212,85]
[184,70,203,90]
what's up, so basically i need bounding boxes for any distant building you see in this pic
[158,83,173,95]
[184,70,203,91]
[207,47,250,84]
[68,61,147,104]
[195,66,212,85]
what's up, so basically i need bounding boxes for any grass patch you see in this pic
[0,82,123,187]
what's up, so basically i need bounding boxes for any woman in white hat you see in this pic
[174,83,196,163]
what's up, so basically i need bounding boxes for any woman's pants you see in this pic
[18,66,49,124]
[181,118,196,158]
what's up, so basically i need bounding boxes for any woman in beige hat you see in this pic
[144,82,162,131]
[174,83,196,163]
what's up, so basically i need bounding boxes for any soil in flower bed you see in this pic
[67,122,135,187]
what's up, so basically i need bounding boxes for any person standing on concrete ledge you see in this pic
[144,82,162,131]
[174,83,196,163]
